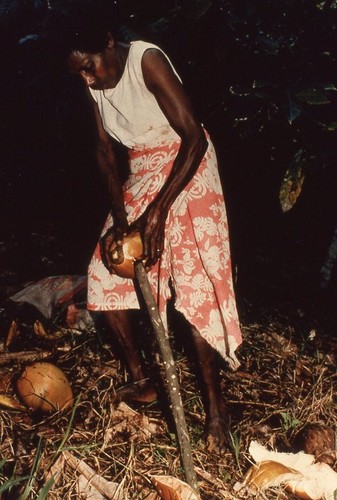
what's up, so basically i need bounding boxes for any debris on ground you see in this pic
[0,274,336,498]
[234,440,337,499]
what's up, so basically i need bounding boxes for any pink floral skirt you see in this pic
[87,137,242,369]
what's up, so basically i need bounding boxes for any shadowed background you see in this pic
[1,0,337,329]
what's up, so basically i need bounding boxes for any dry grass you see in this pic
[0,304,336,499]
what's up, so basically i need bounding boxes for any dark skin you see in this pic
[68,35,230,452]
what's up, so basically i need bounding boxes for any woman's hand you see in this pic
[130,202,168,268]
[100,213,129,273]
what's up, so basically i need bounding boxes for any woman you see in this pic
[53,1,242,452]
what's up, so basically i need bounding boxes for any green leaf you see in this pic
[0,475,30,494]
[325,122,337,131]
[37,476,55,500]
[280,412,302,431]
[322,84,337,91]
[20,437,43,500]
[295,89,330,105]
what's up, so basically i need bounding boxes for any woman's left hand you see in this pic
[130,202,167,267]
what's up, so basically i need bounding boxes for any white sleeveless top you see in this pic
[89,41,181,148]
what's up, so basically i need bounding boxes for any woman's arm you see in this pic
[92,100,129,271]
[132,48,208,264]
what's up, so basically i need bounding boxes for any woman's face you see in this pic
[68,36,122,90]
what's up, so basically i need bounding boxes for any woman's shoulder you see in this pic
[129,40,163,59]
[127,41,165,79]
[128,41,181,82]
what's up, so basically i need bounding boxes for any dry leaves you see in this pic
[0,295,337,498]
[63,451,126,500]
[109,402,163,443]
[151,475,200,500]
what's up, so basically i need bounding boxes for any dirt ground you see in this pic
[0,267,336,500]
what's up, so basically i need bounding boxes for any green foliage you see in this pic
[37,477,55,500]
[279,411,302,432]
[0,456,30,496]
[0,401,79,498]
[228,429,242,472]
[117,0,337,209]
[0,437,51,499]
[216,1,337,190]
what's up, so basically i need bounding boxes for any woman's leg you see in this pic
[190,325,230,452]
[104,310,157,402]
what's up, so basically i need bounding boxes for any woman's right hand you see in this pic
[99,214,129,273]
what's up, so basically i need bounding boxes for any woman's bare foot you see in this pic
[112,379,157,403]
[204,396,230,453]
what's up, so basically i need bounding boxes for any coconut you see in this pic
[110,231,143,279]
[293,423,336,466]
[16,362,73,413]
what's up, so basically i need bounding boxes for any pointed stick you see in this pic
[134,261,199,495]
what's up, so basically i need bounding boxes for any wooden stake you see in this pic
[134,261,199,495]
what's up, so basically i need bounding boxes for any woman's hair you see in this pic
[44,0,118,56]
